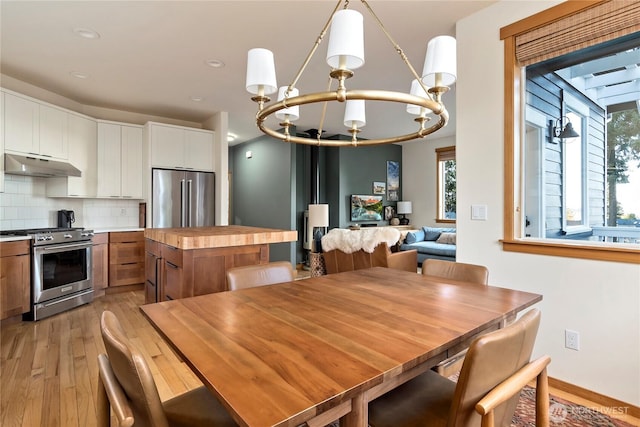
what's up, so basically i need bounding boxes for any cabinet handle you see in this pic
[165,295,174,301]
[166,261,178,269]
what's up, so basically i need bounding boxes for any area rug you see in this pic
[512,385,635,427]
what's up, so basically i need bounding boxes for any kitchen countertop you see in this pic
[0,235,32,243]
[144,225,298,250]
[93,227,145,233]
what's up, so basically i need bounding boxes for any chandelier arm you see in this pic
[286,0,345,92]
[359,0,436,103]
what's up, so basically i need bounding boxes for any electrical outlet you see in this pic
[565,329,580,351]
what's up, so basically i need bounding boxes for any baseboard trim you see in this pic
[549,376,640,418]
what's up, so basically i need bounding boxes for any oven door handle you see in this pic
[38,242,92,251]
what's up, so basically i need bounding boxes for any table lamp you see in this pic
[397,201,412,225]
[308,204,329,252]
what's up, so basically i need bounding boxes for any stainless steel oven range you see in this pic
[1,227,94,320]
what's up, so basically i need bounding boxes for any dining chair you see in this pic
[97,310,237,427]
[421,258,489,284]
[422,259,490,376]
[368,308,549,427]
[226,261,295,291]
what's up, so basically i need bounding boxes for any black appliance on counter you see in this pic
[0,227,94,320]
[57,210,75,228]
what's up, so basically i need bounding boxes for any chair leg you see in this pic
[97,374,111,427]
[536,368,550,427]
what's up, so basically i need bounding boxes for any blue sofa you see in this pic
[399,227,456,264]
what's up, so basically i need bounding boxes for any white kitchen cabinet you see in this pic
[0,92,4,193]
[4,92,39,155]
[121,125,143,199]
[148,122,214,171]
[3,92,68,160]
[47,114,97,197]
[97,121,143,199]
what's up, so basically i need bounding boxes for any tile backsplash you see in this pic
[0,175,141,230]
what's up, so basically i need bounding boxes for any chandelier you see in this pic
[245,0,456,147]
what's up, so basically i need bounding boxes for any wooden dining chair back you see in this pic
[226,261,295,291]
[98,310,237,427]
[368,308,549,427]
[422,259,489,285]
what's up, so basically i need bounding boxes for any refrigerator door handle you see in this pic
[187,179,193,227]
[180,179,186,227]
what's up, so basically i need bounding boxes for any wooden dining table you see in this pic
[140,266,542,427]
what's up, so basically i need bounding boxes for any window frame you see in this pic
[436,146,456,224]
[500,2,640,264]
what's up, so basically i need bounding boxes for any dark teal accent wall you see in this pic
[230,132,402,264]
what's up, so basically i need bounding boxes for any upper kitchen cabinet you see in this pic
[146,122,214,171]
[47,113,98,197]
[1,92,4,193]
[97,121,143,199]
[3,91,68,160]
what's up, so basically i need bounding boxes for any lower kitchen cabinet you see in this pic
[144,239,162,303]
[92,232,109,292]
[159,243,268,301]
[109,231,144,287]
[0,240,30,320]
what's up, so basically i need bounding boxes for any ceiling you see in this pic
[0,1,495,145]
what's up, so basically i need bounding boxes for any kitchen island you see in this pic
[144,226,297,302]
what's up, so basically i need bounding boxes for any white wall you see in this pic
[402,134,456,228]
[453,0,640,405]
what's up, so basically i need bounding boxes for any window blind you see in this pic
[515,0,640,66]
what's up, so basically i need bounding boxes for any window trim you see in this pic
[436,146,456,224]
[500,1,640,264]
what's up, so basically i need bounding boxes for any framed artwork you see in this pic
[386,160,400,201]
[373,181,386,195]
[384,205,395,221]
[350,195,383,221]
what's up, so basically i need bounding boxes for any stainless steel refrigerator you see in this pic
[152,168,215,228]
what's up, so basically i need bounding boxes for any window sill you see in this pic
[501,238,640,264]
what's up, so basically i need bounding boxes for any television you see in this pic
[350,195,383,221]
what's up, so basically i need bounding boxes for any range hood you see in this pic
[4,154,82,177]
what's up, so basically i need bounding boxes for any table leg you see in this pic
[340,394,367,427]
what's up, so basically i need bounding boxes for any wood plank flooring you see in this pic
[1,290,638,427]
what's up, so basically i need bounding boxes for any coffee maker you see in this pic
[57,210,75,228]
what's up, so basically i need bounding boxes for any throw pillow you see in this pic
[436,232,456,245]
[422,227,443,241]
[405,229,425,244]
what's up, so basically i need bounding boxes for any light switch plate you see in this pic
[471,204,488,220]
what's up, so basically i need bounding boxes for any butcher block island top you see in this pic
[144,225,297,250]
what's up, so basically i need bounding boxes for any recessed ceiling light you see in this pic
[73,27,100,39]
[190,96,205,102]
[227,133,237,142]
[70,71,90,79]
[205,59,225,68]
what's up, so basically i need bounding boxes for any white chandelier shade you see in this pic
[326,9,365,70]
[275,87,300,121]
[246,48,277,96]
[344,100,366,128]
[421,35,457,87]
[406,79,430,116]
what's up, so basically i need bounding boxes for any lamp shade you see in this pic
[308,204,329,227]
[559,121,579,139]
[406,79,430,116]
[397,201,412,215]
[344,100,366,128]
[421,35,457,87]
[275,86,300,121]
[326,9,365,70]
[246,48,277,95]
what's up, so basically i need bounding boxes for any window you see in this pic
[501,1,640,264]
[436,146,456,223]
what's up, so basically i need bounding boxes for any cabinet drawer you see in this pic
[109,262,144,286]
[92,233,108,245]
[110,242,144,264]
[109,231,144,243]
[163,260,183,300]
[0,240,30,257]
[161,244,183,267]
